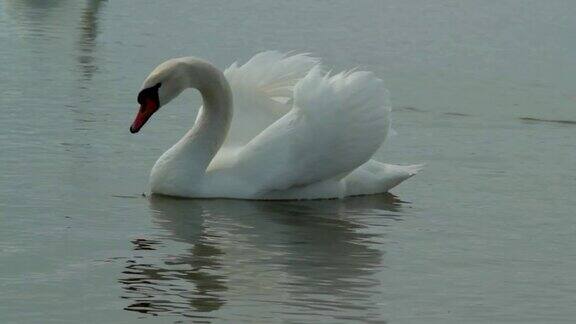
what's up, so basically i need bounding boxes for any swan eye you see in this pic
[137,82,162,105]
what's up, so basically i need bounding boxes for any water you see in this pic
[1,1,575,323]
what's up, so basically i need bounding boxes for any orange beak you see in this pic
[130,99,158,133]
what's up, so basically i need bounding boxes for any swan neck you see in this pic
[181,61,233,172]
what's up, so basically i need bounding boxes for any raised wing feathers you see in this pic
[222,51,319,147]
[235,65,391,193]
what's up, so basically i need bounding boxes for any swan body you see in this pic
[130,52,421,200]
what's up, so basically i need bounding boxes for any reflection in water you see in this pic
[120,194,405,321]
[6,0,106,83]
[120,199,227,319]
[77,0,106,83]
[4,0,71,41]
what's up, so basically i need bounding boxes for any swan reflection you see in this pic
[120,194,405,320]
[77,0,106,83]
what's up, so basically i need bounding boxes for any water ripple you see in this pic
[117,194,404,321]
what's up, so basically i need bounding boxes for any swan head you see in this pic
[130,59,193,133]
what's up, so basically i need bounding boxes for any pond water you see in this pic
[1,1,575,323]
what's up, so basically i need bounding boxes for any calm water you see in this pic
[1,1,575,323]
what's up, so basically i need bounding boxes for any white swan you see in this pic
[130,51,421,200]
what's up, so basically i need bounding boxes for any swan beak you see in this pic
[130,101,157,133]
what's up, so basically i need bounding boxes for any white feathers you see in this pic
[225,51,320,98]
[221,51,319,147]
[229,54,396,194]
[148,51,420,199]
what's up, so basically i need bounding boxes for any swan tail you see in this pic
[345,161,423,196]
[398,163,425,176]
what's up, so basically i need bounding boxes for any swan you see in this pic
[130,51,421,200]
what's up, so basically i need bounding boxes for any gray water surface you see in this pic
[1,1,575,323]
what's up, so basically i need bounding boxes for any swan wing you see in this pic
[234,66,391,193]
[223,51,319,147]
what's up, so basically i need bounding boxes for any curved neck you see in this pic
[175,60,233,174]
